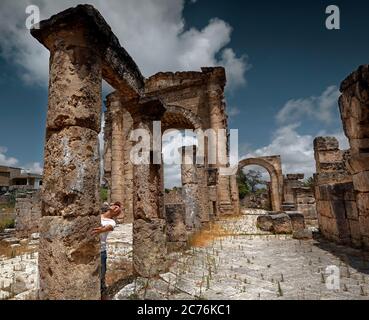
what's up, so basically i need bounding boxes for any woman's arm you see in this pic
[92,225,114,235]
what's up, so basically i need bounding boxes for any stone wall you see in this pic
[240,192,271,210]
[292,187,317,227]
[314,137,360,246]
[15,192,41,239]
[283,174,304,204]
[339,64,369,248]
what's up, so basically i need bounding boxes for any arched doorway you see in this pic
[238,157,283,211]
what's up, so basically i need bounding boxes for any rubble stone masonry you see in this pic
[340,65,369,248]
[314,137,360,247]
[15,192,41,239]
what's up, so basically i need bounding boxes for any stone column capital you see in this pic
[31,4,145,99]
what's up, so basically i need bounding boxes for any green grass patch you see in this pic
[0,216,15,232]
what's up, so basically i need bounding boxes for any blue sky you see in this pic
[0,0,368,184]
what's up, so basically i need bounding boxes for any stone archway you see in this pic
[31,5,168,299]
[161,107,212,244]
[238,156,283,211]
[162,105,203,131]
[145,70,235,215]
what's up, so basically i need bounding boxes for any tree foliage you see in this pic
[303,177,315,188]
[237,169,267,199]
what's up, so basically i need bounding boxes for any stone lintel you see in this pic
[145,67,226,95]
[31,4,144,99]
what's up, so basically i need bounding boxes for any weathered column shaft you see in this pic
[230,174,240,215]
[207,168,219,218]
[121,109,134,223]
[39,32,102,300]
[180,146,201,232]
[196,165,211,226]
[110,103,125,210]
[207,76,233,214]
[165,204,187,252]
[131,99,167,278]
[103,109,113,203]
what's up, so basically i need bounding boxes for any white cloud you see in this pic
[0,146,43,174]
[243,123,316,177]
[0,146,19,167]
[22,162,43,174]
[0,0,249,90]
[162,130,197,188]
[164,164,181,189]
[228,107,241,117]
[276,86,340,125]
[238,85,348,178]
[242,122,349,179]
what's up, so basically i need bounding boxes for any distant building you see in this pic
[0,165,43,192]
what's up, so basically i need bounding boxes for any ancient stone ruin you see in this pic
[238,156,283,212]
[313,65,369,249]
[9,4,365,300]
[27,4,240,299]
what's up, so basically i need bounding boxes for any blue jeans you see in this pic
[101,250,107,292]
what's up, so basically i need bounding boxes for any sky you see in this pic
[0,0,368,187]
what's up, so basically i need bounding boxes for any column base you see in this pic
[133,218,168,278]
[218,202,235,215]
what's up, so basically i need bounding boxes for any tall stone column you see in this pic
[230,174,240,215]
[196,164,211,227]
[33,26,102,299]
[206,68,233,215]
[121,108,135,223]
[340,65,369,248]
[103,109,113,203]
[207,168,219,219]
[109,101,125,207]
[131,98,168,278]
[180,146,201,232]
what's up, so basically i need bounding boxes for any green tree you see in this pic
[237,170,250,200]
[237,169,268,199]
[245,170,266,193]
[100,187,108,202]
[303,177,314,188]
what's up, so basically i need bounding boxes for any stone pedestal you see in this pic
[165,204,187,252]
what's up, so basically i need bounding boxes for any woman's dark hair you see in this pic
[113,201,122,208]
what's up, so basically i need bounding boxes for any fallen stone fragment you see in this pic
[270,214,293,234]
[287,212,306,232]
[293,229,313,240]
[256,215,273,232]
